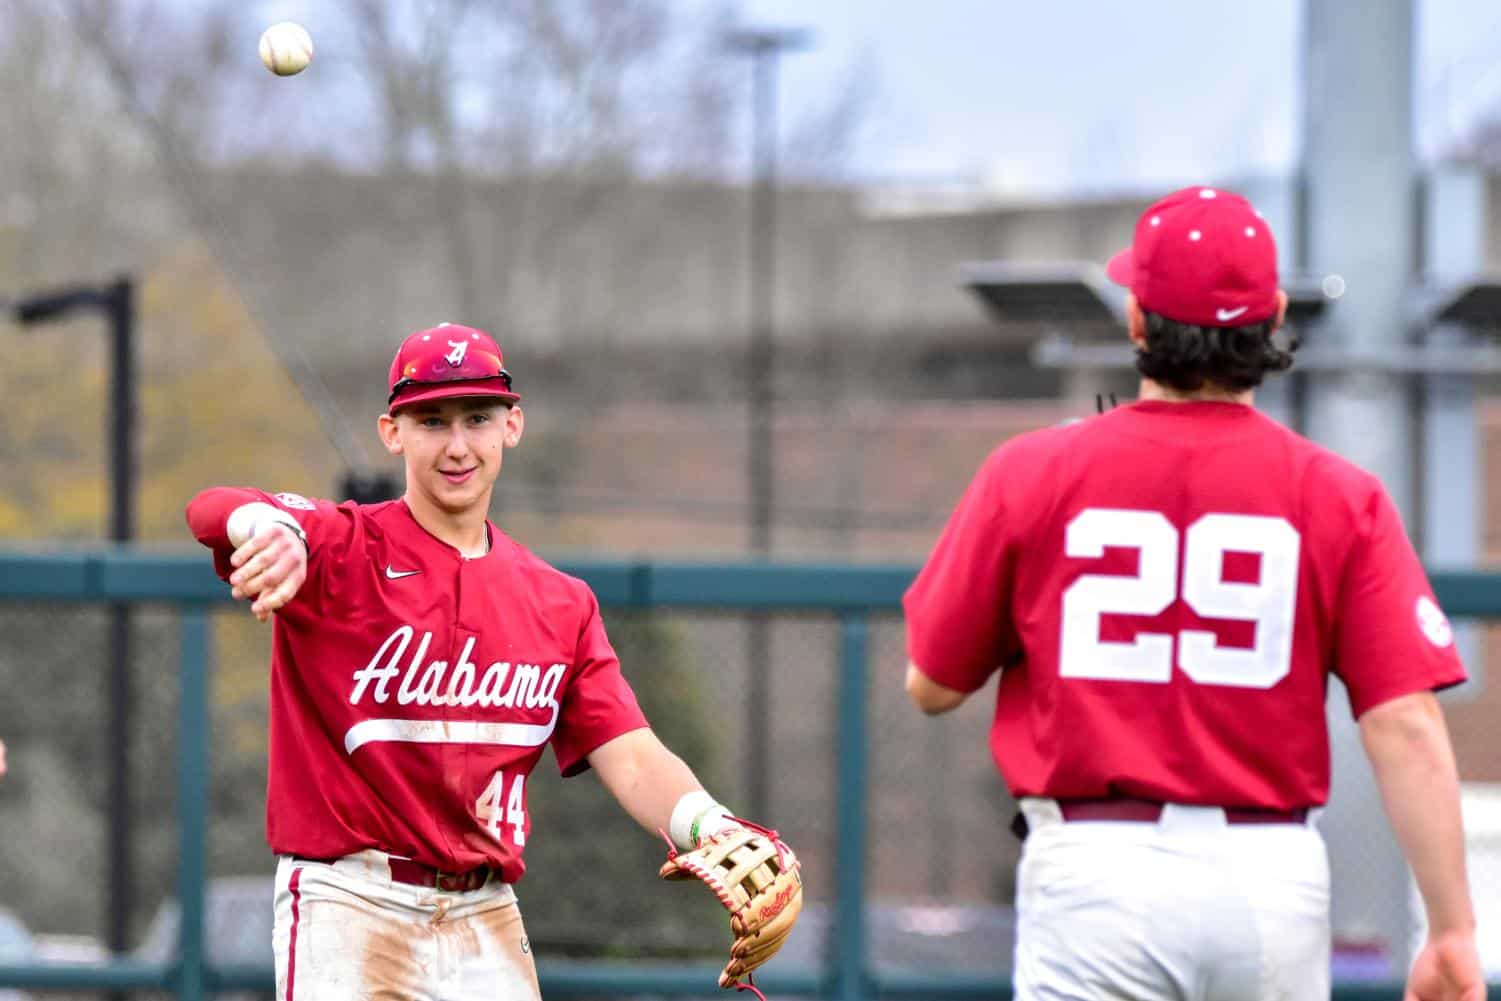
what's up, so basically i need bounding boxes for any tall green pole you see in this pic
[176,608,211,1001]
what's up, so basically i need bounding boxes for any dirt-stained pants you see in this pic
[273,851,542,1001]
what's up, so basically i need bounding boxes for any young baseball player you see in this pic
[904,188,1484,1001]
[186,324,800,1000]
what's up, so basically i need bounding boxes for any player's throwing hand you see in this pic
[227,515,308,622]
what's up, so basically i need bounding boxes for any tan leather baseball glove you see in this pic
[660,819,802,993]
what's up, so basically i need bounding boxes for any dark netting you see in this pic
[506,609,837,973]
[0,602,183,1000]
[0,597,1496,996]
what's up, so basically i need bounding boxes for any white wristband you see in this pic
[226,502,305,548]
[669,791,736,850]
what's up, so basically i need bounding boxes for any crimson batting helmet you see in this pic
[387,323,521,413]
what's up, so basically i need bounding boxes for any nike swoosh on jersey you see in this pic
[1215,306,1249,322]
[384,566,422,579]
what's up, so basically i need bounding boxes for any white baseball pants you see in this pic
[273,851,542,1001]
[1013,799,1331,1001]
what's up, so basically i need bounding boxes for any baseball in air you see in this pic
[259,22,313,76]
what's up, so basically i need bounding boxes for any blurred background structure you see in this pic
[5,0,1501,996]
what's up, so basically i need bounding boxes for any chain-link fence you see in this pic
[1,561,1498,999]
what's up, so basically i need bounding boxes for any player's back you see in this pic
[903,185,1482,1001]
[910,398,1460,810]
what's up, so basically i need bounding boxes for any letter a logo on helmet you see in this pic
[386,323,521,413]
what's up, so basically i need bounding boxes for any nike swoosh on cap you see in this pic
[384,565,421,579]
[1215,306,1249,322]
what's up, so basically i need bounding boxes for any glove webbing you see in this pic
[658,817,793,1000]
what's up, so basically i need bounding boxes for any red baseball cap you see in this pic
[387,323,521,413]
[1105,186,1280,328]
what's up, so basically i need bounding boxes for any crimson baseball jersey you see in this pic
[904,400,1466,809]
[186,488,649,882]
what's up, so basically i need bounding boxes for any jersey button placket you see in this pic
[433,549,467,865]
[449,550,484,862]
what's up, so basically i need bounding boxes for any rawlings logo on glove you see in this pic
[660,818,803,999]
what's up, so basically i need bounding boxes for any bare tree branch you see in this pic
[60,0,377,468]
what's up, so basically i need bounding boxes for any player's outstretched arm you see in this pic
[0,738,7,780]
[1359,692,1485,1001]
[588,728,718,839]
[590,728,802,993]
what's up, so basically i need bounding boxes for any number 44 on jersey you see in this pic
[476,771,527,846]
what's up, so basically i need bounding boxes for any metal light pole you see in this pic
[12,277,137,966]
[1302,0,1420,970]
[726,25,811,822]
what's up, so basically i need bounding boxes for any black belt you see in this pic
[1012,797,1309,841]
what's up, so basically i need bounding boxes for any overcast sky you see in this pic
[732,0,1501,196]
[246,0,1501,198]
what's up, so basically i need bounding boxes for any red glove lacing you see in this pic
[735,973,769,1001]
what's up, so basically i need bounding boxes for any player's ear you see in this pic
[377,413,404,456]
[1273,289,1289,330]
[1125,293,1147,348]
[503,405,524,449]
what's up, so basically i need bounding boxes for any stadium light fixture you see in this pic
[1409,273,1501,331]
[960,261,1335,371]
[961,261,1126,326]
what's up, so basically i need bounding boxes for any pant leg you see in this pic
[1203,824,1331,1001]
[1012,802,1332,1001]
[437,884,541,1001]
[274,855,437,1001]
[1012,818,1190,1001]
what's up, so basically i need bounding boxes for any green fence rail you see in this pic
[0,548,1494,1000]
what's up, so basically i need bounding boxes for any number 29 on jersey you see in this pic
[1059,509,1301,688]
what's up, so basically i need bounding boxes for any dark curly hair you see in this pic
[1135,311,1298,393]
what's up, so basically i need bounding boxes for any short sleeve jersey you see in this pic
[903,401,1465,809]
[186,489,649,882]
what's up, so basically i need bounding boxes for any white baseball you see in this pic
[259,22,313,77]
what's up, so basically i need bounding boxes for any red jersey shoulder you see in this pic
[959,414,1104,515]
[499,535,601,612]
[291,496,403,564]
[1002,413,1097,456]
[348,498,422,536]
[971,416,1092,484]
[256,490,380,534]
[1293,437,1386,516]
[1240,426,1393,550]
[1008,409,1140,464]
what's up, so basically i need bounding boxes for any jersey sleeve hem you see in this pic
[907,647,993,695]
[555,720,651,778]
[1348,667,1470,720]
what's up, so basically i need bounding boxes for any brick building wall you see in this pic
[496,397,1501,794]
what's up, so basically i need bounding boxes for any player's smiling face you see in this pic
[378,397,523,516]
